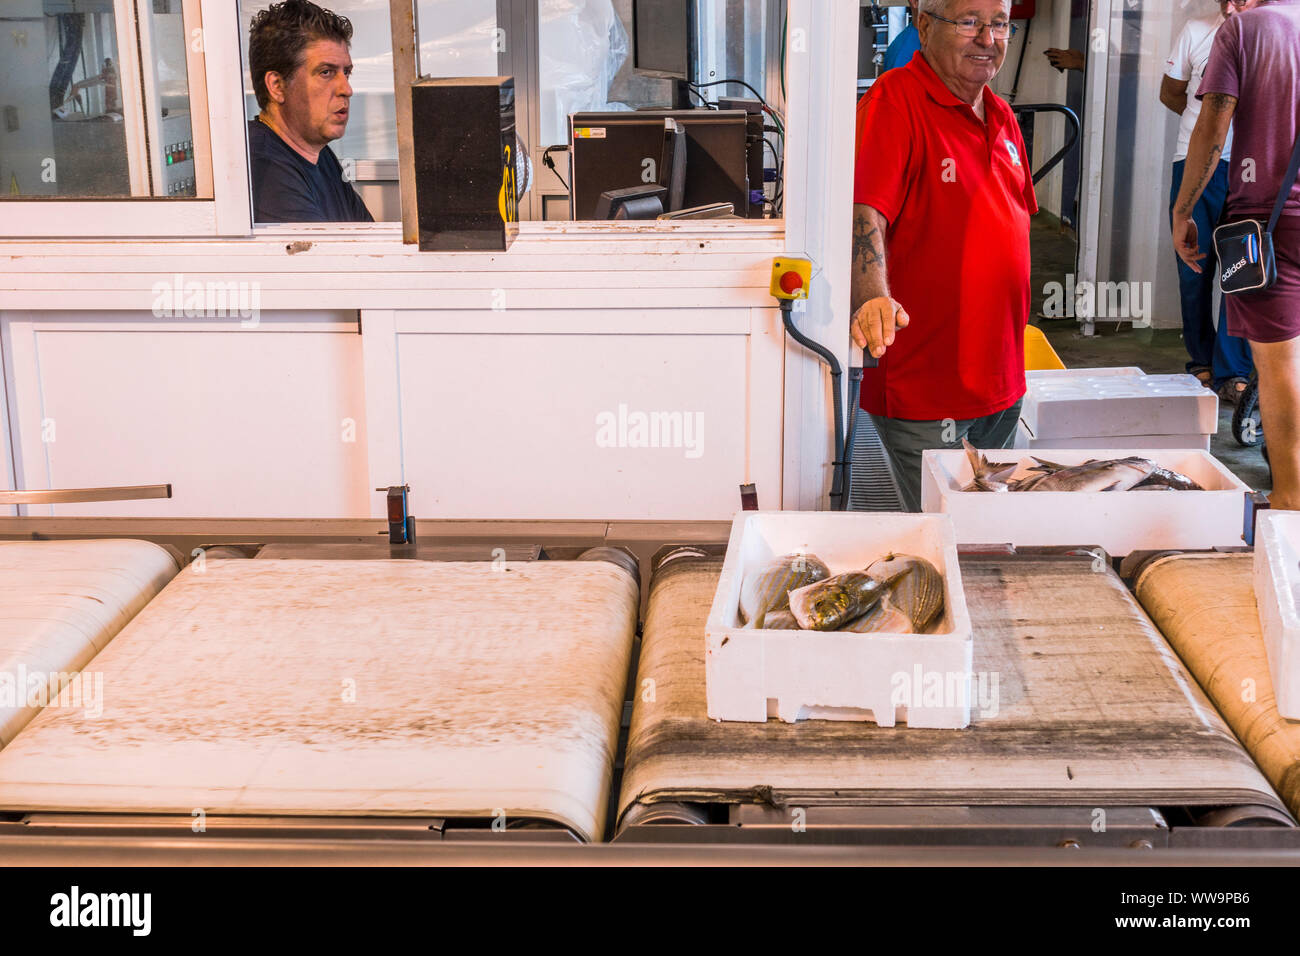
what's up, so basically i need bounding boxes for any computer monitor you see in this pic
[633,0,695,78]
[632,0,698,108]
[569,110,750,221]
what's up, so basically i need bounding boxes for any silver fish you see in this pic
[1012,456,1155,492]
[789,568,910,631]
[961,439,1019,492]
[1133,465,1203,491]
[840,595,914,634]
[867,553,944,632]
[761,609,800,630]
[739,553,830,628]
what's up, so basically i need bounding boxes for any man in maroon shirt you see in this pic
[1174,0,1300,509]
[851,0,1036,511]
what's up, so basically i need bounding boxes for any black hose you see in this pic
[781,300,847,511]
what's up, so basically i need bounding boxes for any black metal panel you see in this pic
[411,77,519,251]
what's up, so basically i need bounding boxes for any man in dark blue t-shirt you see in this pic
[247,0,373,223]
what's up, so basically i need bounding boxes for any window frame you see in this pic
[1,0,823,247]
[0,0,249,239]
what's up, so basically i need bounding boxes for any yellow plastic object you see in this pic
[1024,325,1066,371]
[770,257,812,301]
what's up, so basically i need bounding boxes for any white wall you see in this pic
[0,225,790,520]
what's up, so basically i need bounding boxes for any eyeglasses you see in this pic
[925,12,1018,39]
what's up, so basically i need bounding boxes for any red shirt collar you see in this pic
[904,51,1010,131]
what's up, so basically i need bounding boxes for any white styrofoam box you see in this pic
[1029,366,1147,380]
[1252,512,1300,719]
[921,448,1250,555]
[704,512,973,729]
[1017,431,1211,452]
[1022,368,1217,440]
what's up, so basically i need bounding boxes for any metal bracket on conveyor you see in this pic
[739,483,759,511]
[378,484,417,551]
[0,484,172,507]
[1244,491,1270,548]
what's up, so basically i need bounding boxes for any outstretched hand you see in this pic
[851,296,910,359]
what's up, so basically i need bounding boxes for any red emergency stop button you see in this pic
[780,271,803,295]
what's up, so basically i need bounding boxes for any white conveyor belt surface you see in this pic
[0,558,639,843]
[619,553,1287,821]
[0,539,178,749]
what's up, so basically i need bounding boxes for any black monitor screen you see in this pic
[633,0,692,79]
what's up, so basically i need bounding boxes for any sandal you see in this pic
[1190,366,1213,387]
[1216,376,1249,405]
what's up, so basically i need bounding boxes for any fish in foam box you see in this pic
[921,447,1248,555]
[704,512,973,729]
[1253,511,1300,720]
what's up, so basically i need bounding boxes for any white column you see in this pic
[781,0,858,511]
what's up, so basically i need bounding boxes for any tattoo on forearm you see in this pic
[853,220,884,273]
[1174,92,1236,216]
[1175,144,1223,217]
[1203,92,1237,114]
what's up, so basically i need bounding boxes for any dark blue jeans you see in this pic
[1170,159,1254,386]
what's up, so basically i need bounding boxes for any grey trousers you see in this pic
[870,398,1024,513]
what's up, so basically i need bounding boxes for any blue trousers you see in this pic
[1170,159,1254,385]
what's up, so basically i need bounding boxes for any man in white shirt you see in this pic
[1161,0,1257,403]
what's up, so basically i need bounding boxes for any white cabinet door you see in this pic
[5,312,369,517]
[365,307,784,520]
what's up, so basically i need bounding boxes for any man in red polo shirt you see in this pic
[851,0,1036,511]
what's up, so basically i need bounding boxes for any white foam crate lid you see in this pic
[1022,368,1217,439]
[1252,511,1300,719]
[704,511,973,729]
[921,447,1249,556]
[1027,366,1146,381]
[1016,428,1211,452]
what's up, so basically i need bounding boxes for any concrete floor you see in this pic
[1027,213,1270,494]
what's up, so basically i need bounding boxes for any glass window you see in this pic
[528,0,784,222]
[241,0,405,223]
[241,0,400,164]
[0,0,207,200]
[148,0,201,198]
[415,0,500,80]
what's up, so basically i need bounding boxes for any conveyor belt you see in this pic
[0,557,638,843]
[0,539,177,749]
[1136,552,1300,821]
[619,553,1288,826]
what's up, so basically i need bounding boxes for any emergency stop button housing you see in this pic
[770,257,812,301]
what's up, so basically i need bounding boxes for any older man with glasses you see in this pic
[851,0,1036,512]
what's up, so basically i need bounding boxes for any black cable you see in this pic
[692,78,769,109]
[781,300,847,511]
[691,78,784,136]
[685,86,716,109]
[762,137,784,218]
[542,146,570,192]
